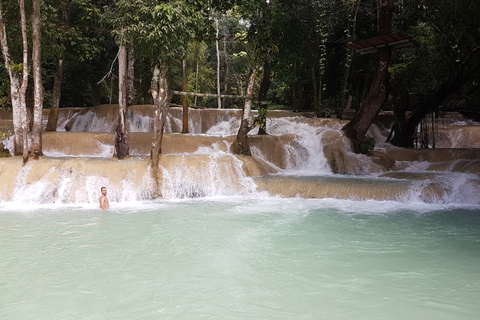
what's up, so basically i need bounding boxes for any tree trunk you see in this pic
[292,83,297,112]
[297,81,304,112]
[339,0,361,118]
[295,63,304,112]
[31,0,43,159]
[257,61,271,135]
[150,63,170,169]
[1,0,30,161]
[194,58,199,106]
[19,0,29,163]
[233,68,257,156]
[215,15,221,109]
[342,0,395,151]
[0,1,24,158]
[114,44,130,159]
[317,69,323,117]
[223,35,230,108]
[46,59,64,131]
[182,56,189,133]
[127,41,135,105]
[312,65,318,112]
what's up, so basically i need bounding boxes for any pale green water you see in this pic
[1,198,479,320]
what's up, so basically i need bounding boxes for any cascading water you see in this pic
[258,117,335,174]
[1,106,480,205]
[159,153,258,199]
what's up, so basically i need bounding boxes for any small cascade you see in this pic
[380,171,480,205]
[128,113,153,132]
[158,153,258,199]
[0,158,156,204]
[261,118,334,174]
[60,106,243,134]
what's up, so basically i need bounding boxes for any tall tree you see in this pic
[233,67,257,155]
[339,0,362,118]
[0,0,29,163]
[106,1,138,159]
[114,41,130,159]
[45,0,106,130]
[236,0,278,137]
[214,12,221,109]
[342,0,395,152]
[127,38,135,105]
[45,0,73,132]
[31,0,44,158]
[108,0,222,169]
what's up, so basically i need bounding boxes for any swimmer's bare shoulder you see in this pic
[99,187,110,210]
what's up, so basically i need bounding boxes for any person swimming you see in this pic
[99,186,109,210]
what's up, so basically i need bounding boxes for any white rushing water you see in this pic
[2,108,480,206]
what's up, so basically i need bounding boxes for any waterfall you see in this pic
[1,105,479,205]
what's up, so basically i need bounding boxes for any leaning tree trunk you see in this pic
[257,61,271,135]
[342,48,391,143]
[233,68,257,156]
[342,0,395,151]
[31,0,43,159]
[46,59,63,131]
[150,63,170,169]
[114,44,130,159]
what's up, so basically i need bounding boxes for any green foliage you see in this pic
[267,105,290,110]
[9,62,24,75]
[109,0,213,64]
[183,41,216,107]
[389,0,480,118]
[0,0,477,118]
[42,0,104,61]
[0,77,11,110]
[252,107,267,127]
[357,137,376,155]
[0,126,12,141]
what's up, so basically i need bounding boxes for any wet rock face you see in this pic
[368,151,395,170]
